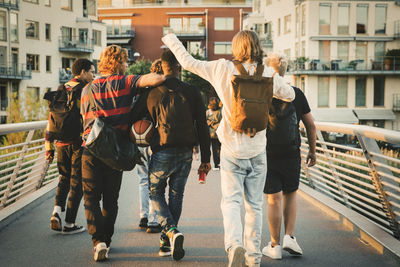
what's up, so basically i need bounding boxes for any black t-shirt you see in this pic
[292,86,311,126]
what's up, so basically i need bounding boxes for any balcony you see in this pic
[0,0,19,10]
[59,36,94,53]
[287,56,400,76]
[393,94,400,112]
[163,26,206,40]
[59,68,73,84]
[260,35,273,48]
[106,29,135,46]
[0,64,31,80]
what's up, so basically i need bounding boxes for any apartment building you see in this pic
[97,0,252,62]
[0,0,106,123]
[244,0,400,130]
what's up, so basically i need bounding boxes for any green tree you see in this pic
[126,59,152,75]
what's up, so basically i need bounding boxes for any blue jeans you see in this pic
[220,148,266,265]
[136,147,158,226]
[149,147,193,230]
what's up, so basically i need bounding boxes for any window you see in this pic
[301,5,306,36]
[61,0,72,11]
[84,0,96,17]
[61,26,73,41]
[26,54,39,71]
[214,18,233,31]
[284,15,291,34]
[336,77,347,107]
[277,18,281,36]
[45,24,51,41]
[319,41,330,65]
[79,29,88,44]
[0,11,6,41]
[319,4,331,34]
[374,77,385,106]
[24,0,38,3]
[301,40,305,57]
[284,49,291,60]
[357,4,368,34]
[214,42,232,55]
[295,7,299,37]
[295,42,299,57]
[264,22,272,36]
[0,84,7,111]
[266,0,272,6]
[355,77,366,106]
[254,24,263,36]
[45,0,50,6]
[375,5,387,34]
[356,42,367,68]
[374,42,385,62]
[46,56,51,72]
[120,19,131,34]
[337,41,348,62]
[338,4,349,34]
[10,13,18,42]
[318,77,329,107]
[26,20,39,39]
[92,30,101,46]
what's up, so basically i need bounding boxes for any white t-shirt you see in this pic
[162,33,295,159]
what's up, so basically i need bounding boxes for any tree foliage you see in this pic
[126,59,152,75]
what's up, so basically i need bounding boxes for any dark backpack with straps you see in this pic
[147,82,196,147]
[267,98,300,153]
[43,83,84,142]
[230,61,274,133]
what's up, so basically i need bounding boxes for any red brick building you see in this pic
[98,2,252,62]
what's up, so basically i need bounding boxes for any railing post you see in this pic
[316,130,351,208]
[357,134,400,238]
[1,130,34,208]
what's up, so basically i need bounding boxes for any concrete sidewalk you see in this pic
[0,160,398,266]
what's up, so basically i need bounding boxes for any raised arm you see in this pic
[137,73,165,88]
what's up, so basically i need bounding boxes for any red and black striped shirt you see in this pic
[80,74,141,144]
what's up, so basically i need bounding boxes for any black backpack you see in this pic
[266,98,300,153]
[147,82,196,147]
[43,83,84,142]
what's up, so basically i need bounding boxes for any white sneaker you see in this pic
[93,242,108,261]
[228,245,245,267]
[262,242,282,260]
[106,246,110,259]
[282,235,303,256]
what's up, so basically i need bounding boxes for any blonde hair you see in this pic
[266,52,288,76]
[98,45,128,75]
[231,30,263,64]
[150,59,163,74]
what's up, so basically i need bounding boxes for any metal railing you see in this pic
[0,120,399,239]
[163,26,206,38]
[287,56,400,75]
[0,64,32,80]
[59,36,94,53]
[0,0,19,10]
[299,122,400,238]
[0,121,57,209]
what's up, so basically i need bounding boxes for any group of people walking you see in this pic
[45,30,316,266]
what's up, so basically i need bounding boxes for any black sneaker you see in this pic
[50,212,62,232]
[159,237,171,257]
[62,224,86,235]
[166,227,185,261]
[139,217,148,229]
[146,224,162,233]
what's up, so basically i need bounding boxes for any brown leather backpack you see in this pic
[230,61,274,133]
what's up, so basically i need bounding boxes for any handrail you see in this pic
[0,120,399,239]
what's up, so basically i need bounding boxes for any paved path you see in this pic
[0,160,399,266]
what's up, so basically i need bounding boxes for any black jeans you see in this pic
[81,148,123,247]
[54,143,83,224]
[211,138,221,168]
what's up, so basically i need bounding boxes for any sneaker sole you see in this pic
[171,234,185,261]
[283,247,302,256]
[229,246,245,267]
[50,219,62,231]
[94,248,107,261]
[62,227,86,235]
[159,251,172,257]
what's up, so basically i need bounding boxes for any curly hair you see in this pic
[231,30,263,64]
[71,58,93,76]
[98,45,128,75]
[150,59,163,74]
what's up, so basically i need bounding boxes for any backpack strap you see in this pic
[233,60,249,76]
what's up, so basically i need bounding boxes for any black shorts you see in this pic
[263,155,301,194]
